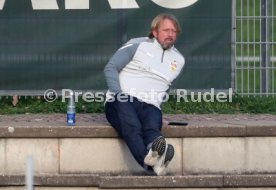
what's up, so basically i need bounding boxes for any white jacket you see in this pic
[104,37,185,109]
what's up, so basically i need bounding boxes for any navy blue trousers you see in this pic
[104,95,163,167]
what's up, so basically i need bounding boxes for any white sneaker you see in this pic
[153,144,175,176]
[144,136,166,166]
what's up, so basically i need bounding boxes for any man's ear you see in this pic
[152,29,157,38]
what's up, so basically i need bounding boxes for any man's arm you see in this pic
[104,43,139,94]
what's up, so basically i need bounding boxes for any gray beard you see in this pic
[161,43,173,50]
[157,39,174,50]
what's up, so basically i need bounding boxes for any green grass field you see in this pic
[1,95,276,114]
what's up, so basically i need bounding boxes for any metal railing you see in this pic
[233,0,276,96]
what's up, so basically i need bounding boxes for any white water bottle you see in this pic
[67,93,76,126]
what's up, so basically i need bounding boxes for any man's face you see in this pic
[153,18,177,49]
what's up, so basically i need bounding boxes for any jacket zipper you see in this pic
[161,50,165,63]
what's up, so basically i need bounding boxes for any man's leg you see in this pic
[135,102,165,166]
[137,102,175,175]
[137,103,163,146]
[104,97,147,167]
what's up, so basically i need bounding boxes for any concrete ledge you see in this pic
[2,137,276,175]
[0,175,99,187]
[99,175,223,188]
[0,114,276,138]
[2,175,276,188]
[1,114,276,176]
[224,175,276,187]
[1,123,276,138]
[0,126,118,138]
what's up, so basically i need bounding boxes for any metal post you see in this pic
[261,0,269,95]
[267,0,272,94]
[231,0,237,93]
[25,155,34,190]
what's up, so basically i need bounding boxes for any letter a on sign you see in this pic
[0,0,59,10]
[151,0,198,9]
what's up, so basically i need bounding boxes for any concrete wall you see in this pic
[1,137,276,175]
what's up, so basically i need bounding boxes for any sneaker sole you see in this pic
[144,136,166,166]
[164,144,174,166]
[153,144,175,176]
